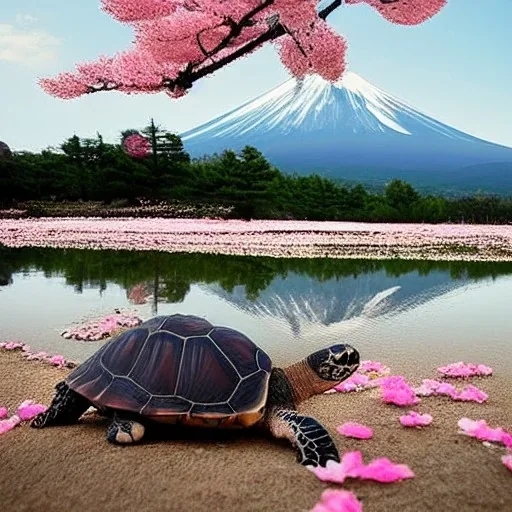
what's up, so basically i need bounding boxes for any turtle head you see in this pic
[306,344,360,383]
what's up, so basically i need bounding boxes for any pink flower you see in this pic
[357,457,415,483]
[399,411,433,428]
[311,489,363,512]
[310,450,414,484]
[437,362,493,378]
[380,376,420,407]
[452,385,488,404]
[337,422,373,439]
[0,406,8,419]
[502,455,512,472]
[458,418,512,447]
[0,414,21,435]
[333,374,370,393]
[17,400,48,421]
[311,452,364,484]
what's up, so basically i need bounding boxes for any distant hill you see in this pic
[181,72,512,195]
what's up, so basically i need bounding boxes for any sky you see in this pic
[0,0,511,152]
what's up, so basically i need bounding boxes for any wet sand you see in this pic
[1,350,511,512]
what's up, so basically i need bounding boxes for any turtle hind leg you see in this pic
[31,381,90,428]
[106,412,146,445]
[267,409,340,468]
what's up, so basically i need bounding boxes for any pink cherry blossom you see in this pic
[437,362,493,378]
[0,341,78,369]
[337,422,373,440]
[123,133,151,158]
[0,407,8,419]
[345,0,446,25]
[502,455,512,472]
[380,376,420,407]
[311,489,363,512]
[38,0,448,99]
[332,374,371,393]
[458,418,512,448]
[61,312,142,341]
[0,415,21,435]
[17,400,48,421]
[413,379,488,403]
[357,457,414,483]
[310,451,414,484]
[1,219,511,262]
[399,411,433,428]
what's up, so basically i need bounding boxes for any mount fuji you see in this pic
[181,72,512,193]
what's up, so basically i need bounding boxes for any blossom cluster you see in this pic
[39,0,447,99]
[315,358,511,510]
[61,312,142,341]
[0,342,77,369]
[0,400,48,435]
[1,218,511,262]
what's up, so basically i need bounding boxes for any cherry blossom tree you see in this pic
[41,0,446,100]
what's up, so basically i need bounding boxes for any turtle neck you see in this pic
[282,359,336,405]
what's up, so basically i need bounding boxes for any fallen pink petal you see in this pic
[310,489,363,512]
[0,414,21,435]
[358,457,415,483]
[458,418,512,447]
[61,312,142,341]
[358,360,390,376]
[0,406,8,419]
[337,422,374,439]
[451,385,488,403]
[17,400,48,421]
[502,455,512,472]
[399,411,433,427]
[309,451,364,484]
[437,361,493,378]
[333,374,371,393]
[380,376,420,407]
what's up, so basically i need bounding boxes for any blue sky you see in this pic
[0,0,511,152]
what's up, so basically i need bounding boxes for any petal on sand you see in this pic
[311,489,363,512]
[337,422,373,439]
[380,376,420,406]
[400,411,433,427]
[309,452,364,484]
[0,406,8,419]
[358,457,415,483]
[17,400,48,421]
[452,385,488,403]
[0,414,21,435]
[458,418,511,446]
[437,362,493,378]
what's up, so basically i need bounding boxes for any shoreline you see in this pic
[1,218,512,261]
[1,350,511,511]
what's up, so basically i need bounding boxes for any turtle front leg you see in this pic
[106,412,146,445]
[31,381,90,428]
[267,409,340,468]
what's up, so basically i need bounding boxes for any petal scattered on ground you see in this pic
[0,415,21,435]
[17,400,48,421]
[337,422,373,439]
[399,411,433,427]
[311,489,363,512]
[380,376,420,406]
[458,418,512,447]
[0,406,8,419]
[438,362,493,378]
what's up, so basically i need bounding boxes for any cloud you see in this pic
[15,14,39,25]
[0,22,60,66]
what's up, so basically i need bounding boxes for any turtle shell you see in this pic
[66,314,272,428]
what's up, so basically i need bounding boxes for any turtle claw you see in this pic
[107,415,145,445]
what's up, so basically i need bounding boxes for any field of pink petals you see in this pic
[1,218,512,261]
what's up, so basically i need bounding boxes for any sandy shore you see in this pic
[1,351,511,512]
[1,218,512,261]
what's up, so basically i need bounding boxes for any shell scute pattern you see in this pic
[66,314,272,423]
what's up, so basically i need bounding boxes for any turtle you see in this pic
[31,314,360,467]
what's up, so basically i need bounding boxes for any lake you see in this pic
[1,246,511,375]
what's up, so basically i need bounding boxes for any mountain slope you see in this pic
[181,72,512,191]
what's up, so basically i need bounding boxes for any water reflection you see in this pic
[1,246,511,369]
